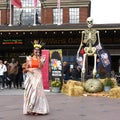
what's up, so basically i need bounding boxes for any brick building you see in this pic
[0,0,120,73]
[41,0,90,24]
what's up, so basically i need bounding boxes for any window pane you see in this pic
[13,0,41,25]
[53,8,63,24]
[69,8,79,24]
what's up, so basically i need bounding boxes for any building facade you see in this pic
[41,0,90,24]
[0,0,120,73]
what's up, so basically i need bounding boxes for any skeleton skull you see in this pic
[86,17,93,28]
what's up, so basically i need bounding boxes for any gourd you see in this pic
[84,79,104,93]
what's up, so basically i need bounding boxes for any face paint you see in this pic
[34,48,40,56]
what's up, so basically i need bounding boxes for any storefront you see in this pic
[0,24,120,72]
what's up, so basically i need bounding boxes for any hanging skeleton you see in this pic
[77,17,102,82]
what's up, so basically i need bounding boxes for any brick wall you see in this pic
[0,9,7,25]
[41,7,89,24]
[63,8,69,24]
[80,7,89,22]
[41,8,53,24]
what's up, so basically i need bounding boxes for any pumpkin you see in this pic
[84,79,104,93]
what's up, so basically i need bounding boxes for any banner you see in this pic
[77,55,83,69]
[98,49,111,73]
[50,49,63,82]
[57,0,61,25]
[12,0,22,8]
[34,0,38,8]
[57,0,61,9]
[41,50,50,90]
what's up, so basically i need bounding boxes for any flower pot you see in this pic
[104,86,111,92]
[52,87,60,93]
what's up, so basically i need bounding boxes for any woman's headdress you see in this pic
[33,40,45,49]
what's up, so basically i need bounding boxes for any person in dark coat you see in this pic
[16,61,23,89]
[71,65,81,81]
[63,62,71,83]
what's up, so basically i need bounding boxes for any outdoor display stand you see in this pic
[49,49,63,92]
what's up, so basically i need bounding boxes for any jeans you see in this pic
[0,75,4,88]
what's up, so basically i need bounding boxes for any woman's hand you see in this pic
[30,70,34,74]
[28,69,34,74]
[41,55,46,63]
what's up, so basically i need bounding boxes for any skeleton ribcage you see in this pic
[83,30,97,46]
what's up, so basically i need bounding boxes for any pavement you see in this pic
[0,88,120,120]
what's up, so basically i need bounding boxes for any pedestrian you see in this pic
[16,61,23,89]
[23,40,49,115]
[70,64,81,81]
[22,62,27,89]
[7,58,18,88]
[63,61,71,83]
[3,60,9,88]
[0,60,7,89]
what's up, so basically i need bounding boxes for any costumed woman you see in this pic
[23,40,49,115]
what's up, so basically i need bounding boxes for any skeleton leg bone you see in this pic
[81,53,87,83]
[93,54,97,79]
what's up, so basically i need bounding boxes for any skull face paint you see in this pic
[34,48,40,56]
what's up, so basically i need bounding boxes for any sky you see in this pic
[91,0,120,24]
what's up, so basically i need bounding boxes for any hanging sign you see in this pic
[2,39,23,44]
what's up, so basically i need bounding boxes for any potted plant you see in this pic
[51,80,61,93]
[103,77,114,92]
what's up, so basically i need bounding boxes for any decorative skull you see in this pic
[86,17,93,28]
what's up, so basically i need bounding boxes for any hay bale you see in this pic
[68,86,84,96]
[100,78,118,87]
[61,83,69,94]
[109,87,120,98]
[62,80,84,96]
[67,80,82,86]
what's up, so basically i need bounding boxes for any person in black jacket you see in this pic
[16,61,23,89]
[63,62,71,83]
[71,66,81,81]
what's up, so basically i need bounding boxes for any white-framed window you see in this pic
[13,0,41,25]
[69,8,79,24]
[53,8,63,25]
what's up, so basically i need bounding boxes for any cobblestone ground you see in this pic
[0,89,120,120]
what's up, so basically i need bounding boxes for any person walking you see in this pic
[0,60,7,89]
[23,40,49,115]
[22,62,27,89]
[7,58,18,88]
[3,60,9,88]
[16,61,23,89]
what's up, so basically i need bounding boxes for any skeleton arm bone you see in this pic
[77,31,85,57]
[77,43,83,58]
[97,31,102,48]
